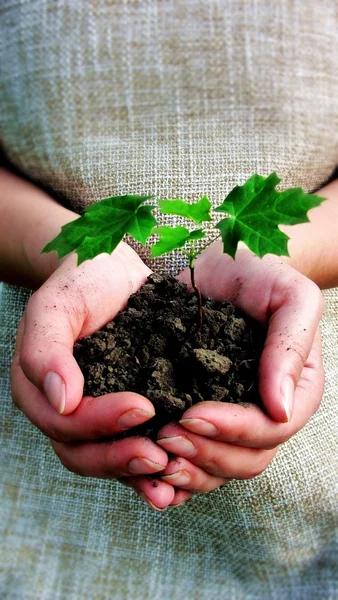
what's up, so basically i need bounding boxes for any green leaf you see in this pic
[127,205,157,244]
[42,194,157,264]
[150,226,190,258]
[76,232,124,265]
[150,226,205,258]
[215,173,326,258]
[84,194,155,214]
[187,229,205,241]
[42,217,91,260]
[158,196,212,224]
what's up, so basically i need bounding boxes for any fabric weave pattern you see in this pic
[1,1,338,598]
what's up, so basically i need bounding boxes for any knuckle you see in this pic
[11,389,21,410]
[229,420,251,445]
[245,450,273,479]
[199,478,227,494]
[60,457,81,475]
[13,317,25,355]
[246,465,265,479]
[25,291,42,317]
[200,456,221,476]
[10,360,25,411]
[10,370,20,409]
[39,418,64,443]
[51,442,84,476]
[103,441,122,475]
[268,432,288,448]
[307,280,324,312]
[287,345,308,368]
[19,346,36,375]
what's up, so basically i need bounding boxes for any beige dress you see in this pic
[1,2,337,598]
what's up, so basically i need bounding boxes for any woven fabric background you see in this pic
[1,1,338,598]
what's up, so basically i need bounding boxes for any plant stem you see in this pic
[189,263,203,330]
[186,234,221,331]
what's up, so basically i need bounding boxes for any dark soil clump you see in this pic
[74,274,266,439]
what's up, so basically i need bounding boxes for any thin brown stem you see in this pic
[189,265,203,330]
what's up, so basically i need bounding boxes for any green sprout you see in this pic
[43,172,325,327]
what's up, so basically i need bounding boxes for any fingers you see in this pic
[124,473,193,510]
[12,352,157,442]
[51,436,168,479]
[161,457,228,493]
[127,477,177,510]
[157,424,277,479]
[169,489,193,507]
[19,291,85,415]
[51,439,177,511]
[178,334,323,450]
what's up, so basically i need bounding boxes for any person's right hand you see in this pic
[11,242,190,510]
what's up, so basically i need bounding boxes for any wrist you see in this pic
[23,205,79,287]
[281,221,336,289]
[0,167,79,288]
[280,179,338,289]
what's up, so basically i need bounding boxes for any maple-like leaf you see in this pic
[215,173,326,258]
[158,196,212,224]
[151,226,205,258]
[42,194,157,265]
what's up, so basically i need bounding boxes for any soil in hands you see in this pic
[74,274,266,439]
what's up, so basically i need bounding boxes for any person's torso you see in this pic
[1,0,338,270]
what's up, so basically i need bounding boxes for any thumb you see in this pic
[19,288,85,415]
[19,248,151,416]
[258,277,323,423]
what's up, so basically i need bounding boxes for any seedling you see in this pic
[43,172,325,327]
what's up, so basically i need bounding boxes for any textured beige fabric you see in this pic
[1,1,338,598]
[1,0,338,272]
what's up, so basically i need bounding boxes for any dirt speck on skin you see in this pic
[74,275,266,439]
[229,276,243,305]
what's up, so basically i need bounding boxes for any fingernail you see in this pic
[128,457,165,474]
[139,493,167,512]
[170,499,190,508]
[43,371,66,414]
[179,418,218,436]
[117,408,155,430]
[157,436,196,457]
[161,470,191,486]
[281,376,294,422]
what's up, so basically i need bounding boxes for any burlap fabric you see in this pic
[1,1,338,598]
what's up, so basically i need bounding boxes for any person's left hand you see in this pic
[155,242,324,500]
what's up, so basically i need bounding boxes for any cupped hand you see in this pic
[11,242,187,509]
[156,242,324,495]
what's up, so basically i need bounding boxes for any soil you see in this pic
[74,274,266,439]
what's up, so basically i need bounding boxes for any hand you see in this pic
[11,242,189,509]
[156,242,324,496]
